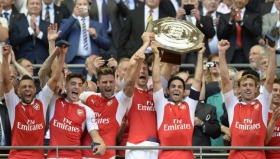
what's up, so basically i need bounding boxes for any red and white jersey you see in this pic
[154,88,198,159]
[4,85,54,159]
[79,91,132,158]
[224,88,272,159]
[47,95,98,158]
[265,111,280,159]
[127,87,158,144]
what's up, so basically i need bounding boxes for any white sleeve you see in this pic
[161,76,168,90]
[4,87,20,129]
[85,106,99,132]
[223,90,238,127]
[119,79,125,90]
[115,91,132,125]
[257,87,272,127]
[48,94,60,121]
[79,91,99,103]
[153,88,168,129]
[183,97,198,126]
[37,85,54,118]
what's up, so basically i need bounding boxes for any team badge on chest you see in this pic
[179,104,186,110]
[107,99,113,106]
[254,104,260,110]
[33,103,40,110]
[77,109,84,116]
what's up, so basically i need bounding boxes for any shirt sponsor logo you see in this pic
[33,103,40,110]
[94,112,110,124]
[17,119,44,131]
[77,109,84,116]
[137,101,155,111]
[235,119,261,130]
[164,119,191,131]
[53,118,80,132]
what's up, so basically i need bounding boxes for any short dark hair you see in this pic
[97,66,115,80]
[66,72,86,84]
[242,69,260,82]
[274,77,280,85]
[168,76,185,90]
[19,75,35,85]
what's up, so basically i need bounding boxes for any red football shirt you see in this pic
[127,87,158,144]
[265,111,280,159]
[224,89,271,159]
[80,91,131,158]
[154,88,198,159]
[4,86,54,159]
[47,96,98,158]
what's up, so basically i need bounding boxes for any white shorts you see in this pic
[125,141,159,159]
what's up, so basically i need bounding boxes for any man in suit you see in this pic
[119,0,168,58]
[10,0,50,64]
[1,0,25,30]
[217,0,263,64]
[41,0,70,26]
[262,1,280,67]
[176,0,215,65]
[201,0,220,54]
[58,0,111,73]
[88,0,128,60]
[0,101,11,155]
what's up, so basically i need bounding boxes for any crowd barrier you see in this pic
[1,146,280,159]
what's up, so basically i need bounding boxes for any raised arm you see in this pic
[46,46,67,91]
[191,43,205,91]
[263,40,277,93]
[152,41,162,93]
[218,40,232,94]
[48,23,61,55]
[123,32,150,97]
[1,46,13,93]
[10,50,31,77]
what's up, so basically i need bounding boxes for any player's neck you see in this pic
[241,98,255,104]
[136,84,148,91]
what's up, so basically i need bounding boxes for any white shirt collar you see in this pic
[144,5,159,14]
[239,7,246,14]
[43,2,54,9]
[2,9,12,15]
[78,16,90,21]
[65,98,82,105]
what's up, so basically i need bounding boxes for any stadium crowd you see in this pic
[0,0,280,159]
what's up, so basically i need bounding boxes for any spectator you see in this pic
[218,39,275,159]
[85,80,97,92]
[265,77,280,159]
[79,39,146,158]
[185,76,221,153]
[249,45,267,76]
[1,44,64,158]
[88,0,129,59]
[41,0,70,26]
[119,0,168,58]
[259,52,269,73]
[48,73,106,158]
[58,0,111,73]
[0,62,11,155]
[1,0,25,30]
[201,0,220,54]
[260,0,274,16]
[217,0,233,14]
[0,4,8,62]
[152,42,205,158]
[176,0,215,64]
[217,0,263,63]
[262,3,280,66]
[10,0,50,64]
[16,58,34,77]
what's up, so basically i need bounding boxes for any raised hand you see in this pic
[30,15,36,30]
[191,8,201,21]
[151,41,162,55]
[48,23,61,41]
[265,39,277,54]
[176,7,186,19]
[141,32,155,44]
[229,6,237,23]
[218,39,230,53]
[2,45,12,57]
[197,43,206,55]
[73,5,84,17]
[93,57,105,69]
[10,49,17,64]
[107,58,117,68]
